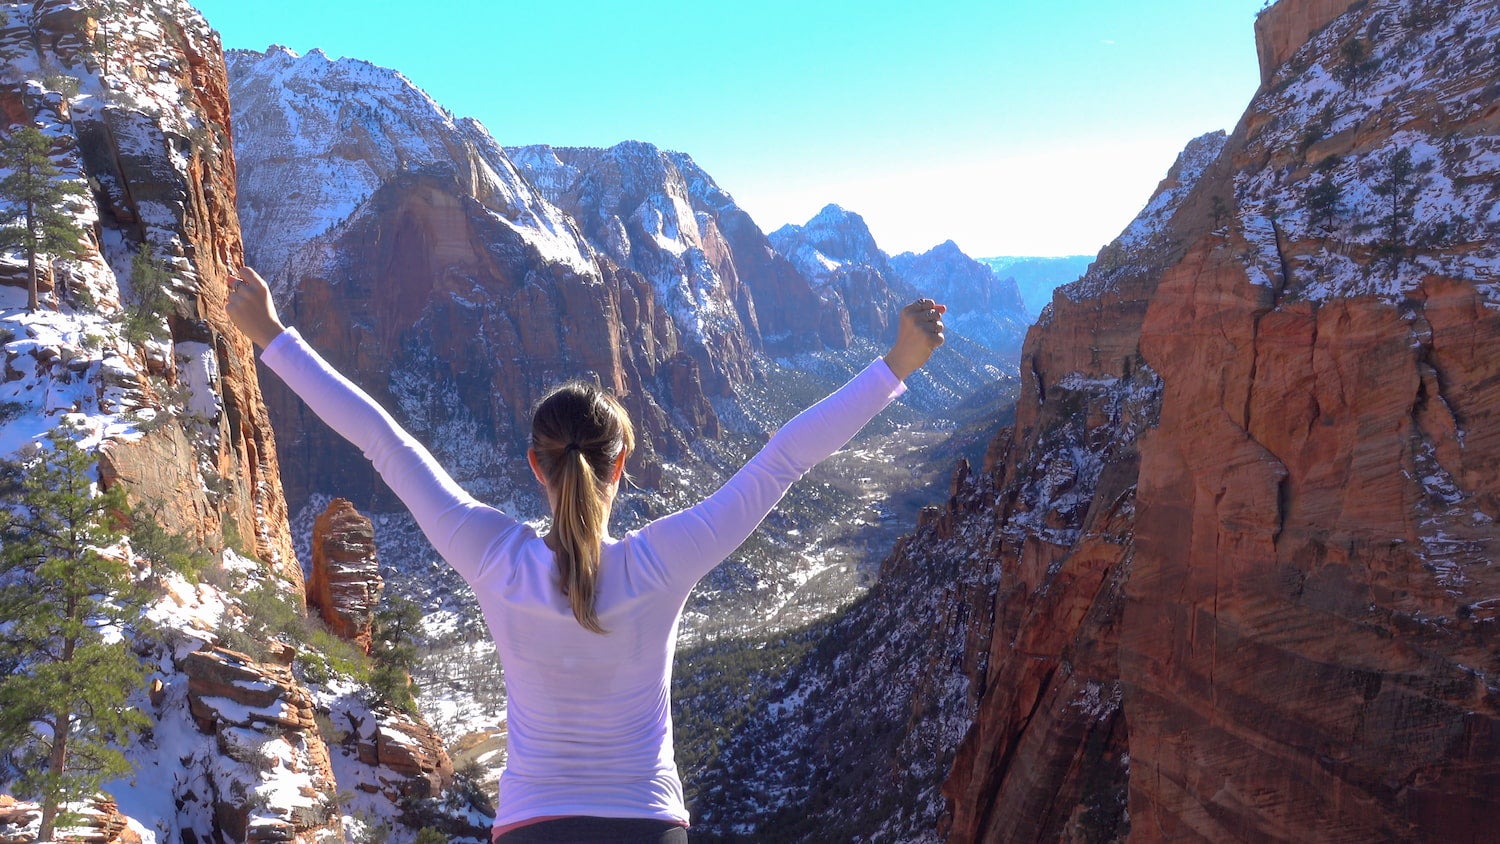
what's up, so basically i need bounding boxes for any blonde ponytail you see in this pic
[531,382,635,634]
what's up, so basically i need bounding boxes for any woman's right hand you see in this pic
[227,265,287,349]
[883,298,947,380]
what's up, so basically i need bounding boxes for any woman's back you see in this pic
[478,527,688,817]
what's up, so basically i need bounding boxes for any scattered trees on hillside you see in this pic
[0,126,87,312]
[0,425,148,840]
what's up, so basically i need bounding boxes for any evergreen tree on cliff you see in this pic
[0,426,148,840]
[0,126,86,312]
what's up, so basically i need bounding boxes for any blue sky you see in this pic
[193,0,1270,257]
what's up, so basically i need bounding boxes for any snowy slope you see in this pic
[226,46,593,292]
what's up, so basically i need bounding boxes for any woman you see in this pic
[227,266,945,842]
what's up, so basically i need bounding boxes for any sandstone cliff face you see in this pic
[0,0,296,579]
[941,0,1500,840]
[938,131,1223,843]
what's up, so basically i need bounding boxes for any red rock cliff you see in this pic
[0,0,296,580]
[942,0,1500,839]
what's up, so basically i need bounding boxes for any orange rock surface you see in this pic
[941,0,1500,839]
[307,498,383,653]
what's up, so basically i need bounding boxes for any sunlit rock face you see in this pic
[941,0,1500,840]
[0,0,297,579]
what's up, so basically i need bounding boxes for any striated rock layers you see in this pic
[227,48,714,513]
[941,0,1500,840]
[0,0,297,577]
[308,498,382,653]
[181,645,342,842]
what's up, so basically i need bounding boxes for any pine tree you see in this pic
[121,244,176,346]
[0,425,149,840]
[0,126,87,312]
[369,594,422,713]
[1373,147,1417,269]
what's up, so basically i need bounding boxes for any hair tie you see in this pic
[563,443,582,455]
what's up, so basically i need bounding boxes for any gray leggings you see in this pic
[493,817,689,843]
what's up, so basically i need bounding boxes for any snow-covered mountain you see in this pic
[890,240,1030,358]
[227,46,592,296]
[771,203,912,343]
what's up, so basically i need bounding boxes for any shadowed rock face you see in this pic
[941,0,1500,840]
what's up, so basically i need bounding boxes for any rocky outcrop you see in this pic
[1253,0,1357,84]
[0,794,143,844]
[345,708,456,805]
[941,0,1500,840]
[181,646,341,842]
[0,795,40,844]
[307,498,382,652]
[890,240,1030,358]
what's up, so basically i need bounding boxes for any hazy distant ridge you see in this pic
[979,255,1093,316]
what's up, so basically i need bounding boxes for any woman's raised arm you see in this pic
[227,267,519,580]
[637,298,946,595]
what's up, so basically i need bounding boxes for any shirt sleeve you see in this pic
[258,327,519,582]
[635,358,906,596]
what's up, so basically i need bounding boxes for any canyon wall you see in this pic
[940,0,1500,840]
[0,5,479,840]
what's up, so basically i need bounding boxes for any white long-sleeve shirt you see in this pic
[259,328,906,829]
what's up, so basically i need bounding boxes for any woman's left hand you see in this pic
[227,265,287,349]
[883,298,947,380]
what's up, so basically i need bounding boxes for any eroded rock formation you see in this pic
[308,498,382,652]
[181,645,341,842]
